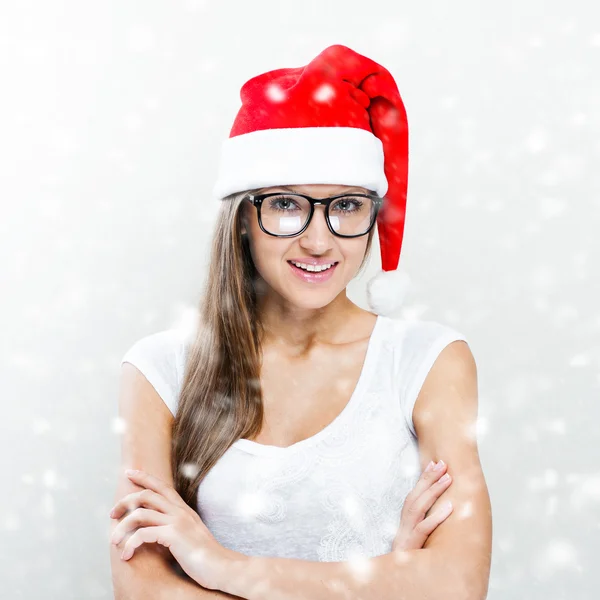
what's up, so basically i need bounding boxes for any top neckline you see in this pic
[232,314,385,456]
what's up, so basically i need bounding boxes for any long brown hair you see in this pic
[172,189,377,507]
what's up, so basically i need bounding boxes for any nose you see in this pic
[298,204,333,252]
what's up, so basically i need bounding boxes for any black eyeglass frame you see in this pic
[243,192,384,239]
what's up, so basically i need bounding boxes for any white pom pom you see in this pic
[366,269,411,316]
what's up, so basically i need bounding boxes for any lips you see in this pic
[287,260,339,282]
[287,260,338,271]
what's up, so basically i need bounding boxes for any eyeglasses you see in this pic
[244,192,384,238]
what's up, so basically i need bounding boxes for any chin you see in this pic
[278,288,339,311]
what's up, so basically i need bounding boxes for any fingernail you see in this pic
[109,508,115,518]
[125,469,138,476]
[439,473,451,483]
[433,460,445,471]
[424,461,435,472]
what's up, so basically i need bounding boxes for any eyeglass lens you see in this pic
[260,194,375,236]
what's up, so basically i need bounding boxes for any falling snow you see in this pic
[2,2,599,599]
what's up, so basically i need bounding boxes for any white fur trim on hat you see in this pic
[366,269,411,316]
[212,126,389,200]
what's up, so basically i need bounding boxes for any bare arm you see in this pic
[221,547,460,600]
[109,538,244,599]
[109,363,246,600]
[411,340,492,600]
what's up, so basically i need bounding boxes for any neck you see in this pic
[256,292,362,352]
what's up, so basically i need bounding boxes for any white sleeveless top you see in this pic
[121,315,468,562]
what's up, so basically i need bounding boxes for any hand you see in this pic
[109,469,236,591]
[392,459,453,552]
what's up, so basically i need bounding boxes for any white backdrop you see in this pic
[1,1,598,598]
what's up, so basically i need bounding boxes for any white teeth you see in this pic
[290,260,334,272]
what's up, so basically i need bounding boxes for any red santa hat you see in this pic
[212,44,411,316]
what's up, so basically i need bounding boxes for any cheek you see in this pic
[246,231,285,273]
[341,239,369,268]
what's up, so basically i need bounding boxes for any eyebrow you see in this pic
[258,185,368,194]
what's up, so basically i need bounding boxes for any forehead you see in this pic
[257,183,370,196]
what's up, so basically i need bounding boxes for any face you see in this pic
[240,183,373,311]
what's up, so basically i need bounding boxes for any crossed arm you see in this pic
[222,545,477,600]
[156,547,454,600]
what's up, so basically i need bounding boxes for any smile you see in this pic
[287,260,339,283]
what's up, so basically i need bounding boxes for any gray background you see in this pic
[1,0,598,598]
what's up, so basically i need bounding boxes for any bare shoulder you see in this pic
[412,339,475,436]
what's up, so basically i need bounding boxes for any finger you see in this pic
[411,473,453,518]
[125,470,182,505]
[111,507,171,547]
[414,501,454,538]
[120,525,172,561]
[414,461,448,492]
[403,462,449,508]
[110,488,173,520]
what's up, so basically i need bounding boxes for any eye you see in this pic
[267,195,303,212]
[330,196,365,213]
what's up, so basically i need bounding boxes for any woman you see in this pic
[109,45,492,599]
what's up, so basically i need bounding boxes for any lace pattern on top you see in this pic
[196,318,422,561]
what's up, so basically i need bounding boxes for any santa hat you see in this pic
[212,44,411,316]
